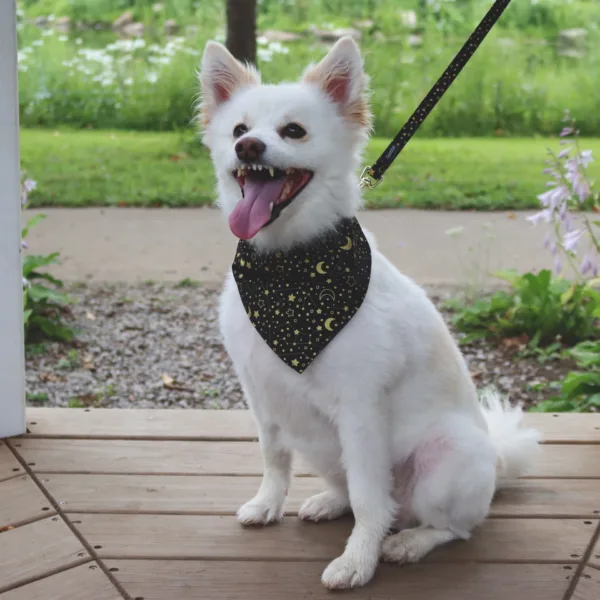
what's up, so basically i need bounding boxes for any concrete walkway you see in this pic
[23,207,561,287]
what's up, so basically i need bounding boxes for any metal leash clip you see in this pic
[359,166,383,190]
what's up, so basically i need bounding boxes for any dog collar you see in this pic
[232,218,371,373]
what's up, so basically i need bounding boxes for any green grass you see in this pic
[15,3,600,138]
[20,128,600,210]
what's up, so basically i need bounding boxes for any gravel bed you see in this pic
[25,282,573,410]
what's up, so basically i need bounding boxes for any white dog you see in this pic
[199,37,540,589]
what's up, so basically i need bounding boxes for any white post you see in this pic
[0,0,26,438]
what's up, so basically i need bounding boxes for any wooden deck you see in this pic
[1,409,599,599]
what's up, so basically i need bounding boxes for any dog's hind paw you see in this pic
[237,497,284,526]
[299,491,350,522]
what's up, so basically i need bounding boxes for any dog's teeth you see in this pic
[257,164,263,171]
[269,202,273,211]
[237,168,242,176]
[269,167,274,177]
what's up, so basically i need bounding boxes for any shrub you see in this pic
[532,340,600,412]
[451,268,600,347]
[21,176,74,343]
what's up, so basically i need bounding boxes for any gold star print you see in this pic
[275,309,280,315]
[316,309,322,314]
[326,279,332,284]
[292,359,299,367]
[310,273,316,278]
[344,306,349,311]
[264,290,270,295]
[274,340,278,346]
[286,309,294,317]
[317,325,322,331]
[294,329,299,335]
[253,310,260,317]
[288,294,296,301]
[246,262,252,269]
[240,259,245,266]
[305,258,311,264]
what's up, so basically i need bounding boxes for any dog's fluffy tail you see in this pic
[479,388,541,489]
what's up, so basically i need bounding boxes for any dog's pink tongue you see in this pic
[229,178,285,240]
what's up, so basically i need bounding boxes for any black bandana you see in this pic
[232,218,371,373]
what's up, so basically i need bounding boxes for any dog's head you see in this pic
[198,37,371,251]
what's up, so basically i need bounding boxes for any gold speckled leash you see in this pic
[360,0,512,190]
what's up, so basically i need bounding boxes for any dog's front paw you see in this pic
[237,496,284,526]
[299,491,350,522]
[321,552,377,589]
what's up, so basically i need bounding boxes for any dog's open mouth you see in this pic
[229,164,313,240]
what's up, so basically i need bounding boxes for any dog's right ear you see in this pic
[198,42,260,127]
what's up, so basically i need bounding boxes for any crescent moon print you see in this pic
[316,261,328,274]
[232,218,371,373]
[319,289,336,302]
[341,236,353,250]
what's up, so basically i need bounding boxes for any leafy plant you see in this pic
[532,340,600,412]
[451,269,600,347]
[21,176,74,343]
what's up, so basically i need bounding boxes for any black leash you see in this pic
[360,0,512,189]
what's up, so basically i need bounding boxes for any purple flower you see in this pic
[554,257,562,274]
[537,186,570,210]
[558,148,570,158]
[527,209,552,225]
[563,229,583,253]
[580,254,598,276]
[560,127,574,137]
[21,240,28,249]
[20,178,37,207]
[579,150,593,168]
[23,179,37,193]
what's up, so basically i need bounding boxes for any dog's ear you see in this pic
[198,42,260,127]
[302,37,371,129]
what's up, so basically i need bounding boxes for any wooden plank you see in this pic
[0,475,57,528]
[42,474,600,519]
[15,438,600,479]
[44,474,322,515]
[0,563,122,600]
[23,408,600,444]
[524,414,600,444]
[108,561,570,600]
[589,530,600,570]
[0,517,89,593]
[73,514,593,563]
[24,408,258,441]
[0,442,25,482]
[571,569,600,600]
[492,479,600,518]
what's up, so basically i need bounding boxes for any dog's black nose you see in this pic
[235,137,266,162]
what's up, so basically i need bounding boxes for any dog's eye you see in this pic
[281,123,307,139]
[233,123,248,138]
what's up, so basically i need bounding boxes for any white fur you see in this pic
[200,38,541,589]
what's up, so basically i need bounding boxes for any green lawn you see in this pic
[20,129,600,210]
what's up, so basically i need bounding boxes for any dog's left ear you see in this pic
[198,42,260,127]
[302,37,371,129]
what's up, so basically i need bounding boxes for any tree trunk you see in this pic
[226,0,257,65]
